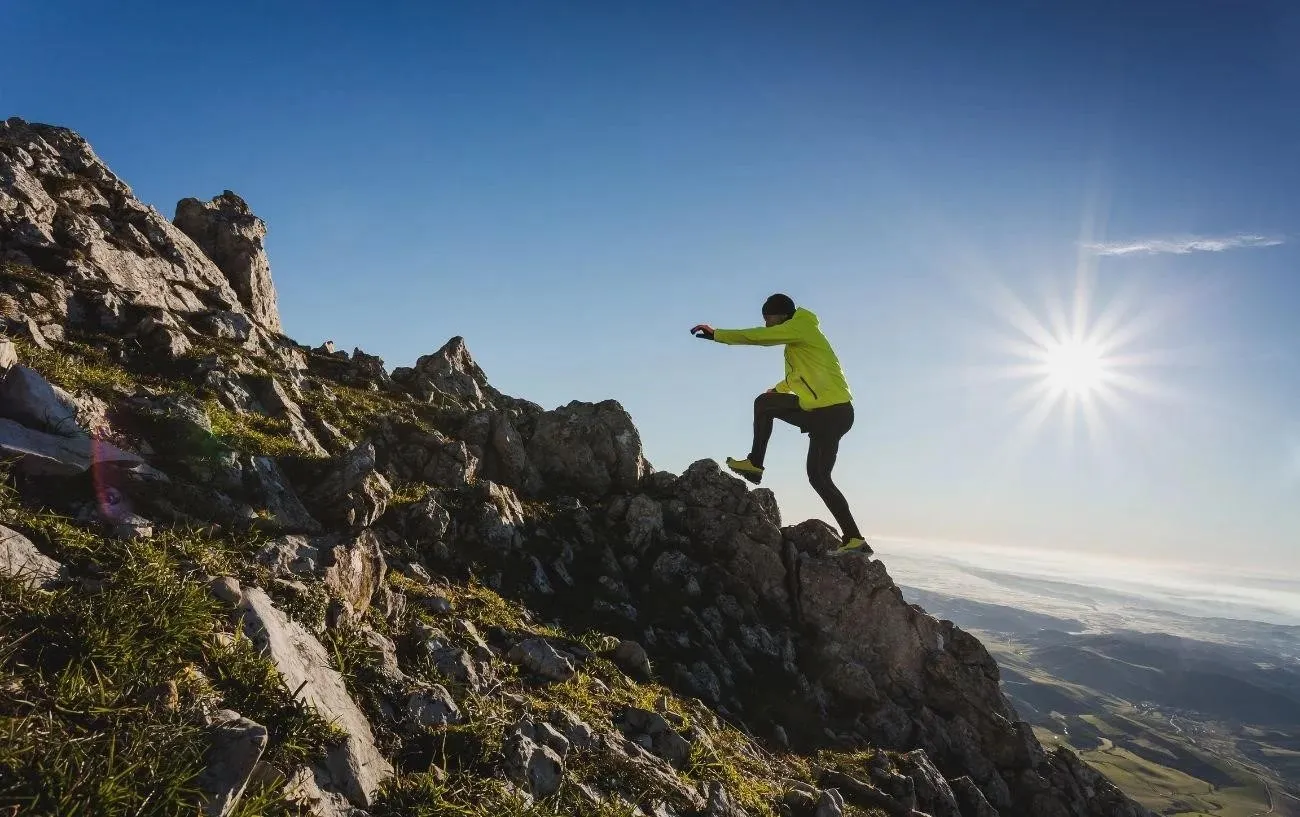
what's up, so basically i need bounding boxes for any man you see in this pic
[692,293,869,554]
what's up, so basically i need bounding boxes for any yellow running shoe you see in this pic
[725,456,764,485]
[835,537,872,555]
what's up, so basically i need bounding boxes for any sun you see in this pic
[1042,338,1107,397]
[961,262,1187,456]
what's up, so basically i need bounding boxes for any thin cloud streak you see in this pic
[1084,234,1285,257]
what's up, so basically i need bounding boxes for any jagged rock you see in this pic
[196,309,253,343]
[782,783,819,816]
[1040,746,1158,817]
[527,556,554,594]
[174,191,281,332]
[0,365,78,435]
[616,708,693,770]
[623,493,664,552]
[357,628,406,689]
[125,393,216,450]
[896,750,960,817]
[461,480,525,554]
[503,724,565,799]
[0,524,64,588]
[402,492,453,547]
[818,769,912,817]
[304,442,392,529]
[1,119,248,317]
[526,399,651,496]
[134,308,193,360]
[460,409,542,493]
[949,777,999,817]
[258,530,386,614]
[406,684,462,727]
[242,455,321,533]
[381,425,478,489]
[198,710,268,817]
[203,369,260,414]
[255,375,327,456]
[392,336,488,407]
[237,587,393,807]
[507,638,575,682]
[0,417,163,479]
[377,584,405,624]
[651,550,703,596]
[106,511,154,540]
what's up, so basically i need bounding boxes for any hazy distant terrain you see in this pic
[880,539,1300,817]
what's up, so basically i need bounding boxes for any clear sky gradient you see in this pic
[5,1,1298,572]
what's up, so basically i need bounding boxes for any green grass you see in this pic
[9,336,135,398]
[0,479,340,815]
[205,398,312,459]
[296,381,464,444]
[1035,711,1271,816]
[1078,744,1266,817]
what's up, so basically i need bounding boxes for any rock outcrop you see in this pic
[174,190,281,333]
[0,119,1157,817]
[1,118,243,319]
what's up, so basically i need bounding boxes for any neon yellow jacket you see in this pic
[712,307,853,410]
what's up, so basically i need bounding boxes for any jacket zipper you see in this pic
[800,376,818,399]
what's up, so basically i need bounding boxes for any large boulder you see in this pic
[173,190,281,333]
[526,399,651,497]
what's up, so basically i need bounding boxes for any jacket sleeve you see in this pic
[712,321,805,347]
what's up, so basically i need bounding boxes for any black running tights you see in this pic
[749,391,862,540]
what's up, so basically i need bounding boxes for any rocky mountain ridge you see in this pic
[0,116,1154,817]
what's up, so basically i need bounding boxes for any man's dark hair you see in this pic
[762,293,796,317]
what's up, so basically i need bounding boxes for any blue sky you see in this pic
[4,1,1299,572]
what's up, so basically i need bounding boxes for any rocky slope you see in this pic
[0,116,1154,817]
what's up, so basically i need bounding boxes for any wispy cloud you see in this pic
[1084,233,1285,257]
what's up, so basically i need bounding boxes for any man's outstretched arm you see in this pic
[711,321,804,346]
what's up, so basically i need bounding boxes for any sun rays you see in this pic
[965,262,1192,460]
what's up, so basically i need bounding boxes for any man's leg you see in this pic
[749,391,802,468]
[805,411,863,541]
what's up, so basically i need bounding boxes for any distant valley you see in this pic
[878,539,1300,817]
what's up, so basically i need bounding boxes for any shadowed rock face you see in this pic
[0,117,1158,817]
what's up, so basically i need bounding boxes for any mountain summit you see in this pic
[0,117,1153,817]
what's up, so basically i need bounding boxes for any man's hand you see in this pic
[690,324,715,340]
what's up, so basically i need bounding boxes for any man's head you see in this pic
[762,293,796,326]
